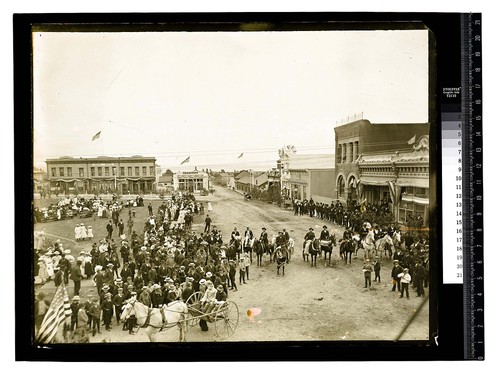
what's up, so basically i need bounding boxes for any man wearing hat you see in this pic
[259,228,269,250]
[58,251,71,285]
[101,292,114,331]
[320,225,330,241]
[215,284,227,303]
[391,260,404,292]
[88,297,102,336]
[303,227,316,252]
[228,260,237,291]
[124,291,138,334]
[180,277,194,302]
[112,287,125,325]
[373,256,381,283]
[100,285,111,304]
[164,284,178,305]
[70,295,82,330]
[151,284,164,308]
[70,260,84,296]
[53,266,63,287]
[397,268,412,299]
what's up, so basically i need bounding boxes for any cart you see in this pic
[185,292,240,338]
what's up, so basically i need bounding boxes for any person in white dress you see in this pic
[87,225,94,240]
[207,202,213,212]
[75,224,81,241]
[80,224,88,240]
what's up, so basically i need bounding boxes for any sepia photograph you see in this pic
[30,20,433,347]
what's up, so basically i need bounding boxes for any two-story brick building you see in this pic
[44,155,157,195]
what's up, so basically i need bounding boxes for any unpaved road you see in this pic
[34,187,429,343]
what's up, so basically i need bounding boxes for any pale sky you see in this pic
[33,29,428,172]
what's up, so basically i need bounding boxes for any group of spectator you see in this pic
[35,193,247,340]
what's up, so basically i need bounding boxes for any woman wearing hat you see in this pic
[200,280,217,315]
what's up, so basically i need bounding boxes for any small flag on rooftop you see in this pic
[180,156,190,165]
[91,131,101,141]
[238,153,244,159]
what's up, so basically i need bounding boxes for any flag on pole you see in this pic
[407,134,416,145]
[91,131,101,141]
[35,284,71,344]
[180,156,190,165]
[238,153,244,159]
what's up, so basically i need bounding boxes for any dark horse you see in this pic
[229,236,242,261]
[252,238,266,267]
[320,234,337,267]
[339,239,356,264]
[304,239,320,267]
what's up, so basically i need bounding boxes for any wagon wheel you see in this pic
[185,291,203,327]
[214,301,239,338]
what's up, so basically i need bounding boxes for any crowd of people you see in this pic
[293,197,409,234]
[34,191,430,342]
[35,192,251,340]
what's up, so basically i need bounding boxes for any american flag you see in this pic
[35,284,71,344]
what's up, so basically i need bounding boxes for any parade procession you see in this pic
[31,28,431,345]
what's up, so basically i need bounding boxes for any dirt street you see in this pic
[34,187,429,343]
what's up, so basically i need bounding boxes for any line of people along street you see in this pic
[35,191,429,342]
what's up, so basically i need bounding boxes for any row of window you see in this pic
[50,166,155,178]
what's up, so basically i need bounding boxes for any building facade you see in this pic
[334,119,429,203]
[173,169,209,193]
[357,135,430,226]
[45,155,157,195]
[334,119,430,226]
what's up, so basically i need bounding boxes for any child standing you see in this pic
[363,259,373,288]
[238,258,246,285]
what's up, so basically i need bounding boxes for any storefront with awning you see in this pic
[356,136,430,226]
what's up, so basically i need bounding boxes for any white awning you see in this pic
[396,178,429,188]
[401,195,429,205]
[359,177,390,186]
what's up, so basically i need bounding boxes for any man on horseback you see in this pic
[271,231,285,262]
[319,225,333,267]
[303,228,315,262]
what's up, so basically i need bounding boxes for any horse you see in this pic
[375,233,395,259]
[361,233,376,260]
[304,239,320,267]
[243,235,254,264]
[392,230,402,249]
[252,238,266,267]
[320,234,336,267]
[120,300,189,342]
[269,236,290,263]
[230,235,242,260]
[339,239,356,264]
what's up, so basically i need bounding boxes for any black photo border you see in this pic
[15,11,465,361]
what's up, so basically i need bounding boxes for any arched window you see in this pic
[337,175,345,198]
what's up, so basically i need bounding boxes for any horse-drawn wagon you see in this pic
[120,292,239,342]
[185,292,239,338]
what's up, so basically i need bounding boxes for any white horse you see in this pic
[243,235,254,263]
[375,233,395,259]
[392,231,402,249]
[120,300,189,342]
